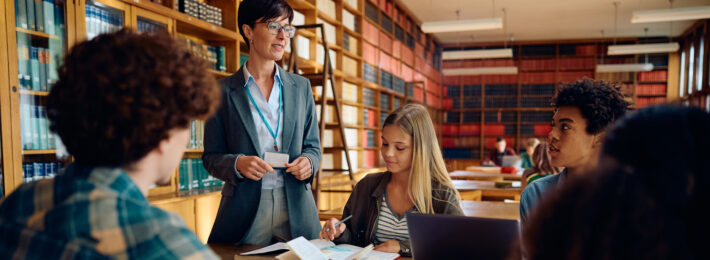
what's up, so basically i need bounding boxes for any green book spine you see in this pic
[188,159,197,190]
[33,0,44,32]
[48,38,60,86]
[21,103,31,149]
[38,106,48,150]
[218,46,226,72]
[38,49,48,91]
[17,35,30,90]
[29,47,40,91]
[199,120,204,149]
[42,0,55,35]
[53,0,63,36]
[191,120,196,149]
[179,159,187,191]
[31,105,39,150]
[16,0,28,29]
[25,0,35,30]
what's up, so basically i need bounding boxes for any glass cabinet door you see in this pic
[133,7,172,34]
[81,0,129,41]
[10,0,73,185]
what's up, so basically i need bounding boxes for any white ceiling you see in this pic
[401,0,709,44]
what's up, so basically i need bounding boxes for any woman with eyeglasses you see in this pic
[203,0,321,245]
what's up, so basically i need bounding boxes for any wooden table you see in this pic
[460,200,520,220]
[453,180,522,201]
[450,170,522,182]
[209,244,413,260]
[464,166,503,173]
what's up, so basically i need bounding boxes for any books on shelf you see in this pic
[316,44,337,67]
[522,97,551,108]
[363,63,378,84]
[595,72,634,82]
[315,18,337,45]
[20,101,58,151]
[296,35,310,60]
[22,161,63,183]
[342,105,358,125]
[363,108,377,127]
[177,37,226,72]
[343,9,357,32]
[363,42,378,65]
[342,56,358,77]
[293,10,305,26]
[363,88,376,107]
[178,158,223,191]
[521,111,554,122]
[187,120,204,149]
[521,84,555,95]
[342,81,358,102]
[636,97,666,108]
[638,70,668,82]
[316,0,336,19]
[362,129,376,147]
[343,33,358,54]
[636,84,667,95]
[137,17,167,33]
[178,0,222,27]
[85,4,123,40]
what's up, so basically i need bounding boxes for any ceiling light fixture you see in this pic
[632,5,710,23]
[607,42,680,55]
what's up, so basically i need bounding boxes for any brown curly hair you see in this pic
[47,29,221,167]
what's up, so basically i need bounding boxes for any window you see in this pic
[680,50,686,97]
[688,44,695,95]
[697,37,704,92]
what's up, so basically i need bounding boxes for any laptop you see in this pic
[501,155,520,167]
[407,213,520,260]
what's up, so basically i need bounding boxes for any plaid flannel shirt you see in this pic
[0,163,218,259]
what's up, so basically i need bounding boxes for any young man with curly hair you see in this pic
[519,78,631,223]
[0,30,221,258]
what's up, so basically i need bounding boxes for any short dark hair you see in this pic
[522,105,710,260]
[496,136,505,142]
[551,78,631,135]
[47,29,221,167]
[238,0,294,50]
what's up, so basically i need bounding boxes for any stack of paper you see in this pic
[239,237,399,260]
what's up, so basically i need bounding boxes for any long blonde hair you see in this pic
[383,104,459,214]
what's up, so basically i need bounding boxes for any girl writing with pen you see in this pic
[319,104,463,256]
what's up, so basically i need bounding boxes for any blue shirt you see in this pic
[519,168,568,224]
[236,62,285,189]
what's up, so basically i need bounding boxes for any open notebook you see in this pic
[240,237,399,260]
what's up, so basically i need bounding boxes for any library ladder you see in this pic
[287,24,355,207]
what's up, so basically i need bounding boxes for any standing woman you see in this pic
[319,104,463,256]
[203,0,321,245]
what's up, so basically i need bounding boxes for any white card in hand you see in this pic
[265,152,290,168]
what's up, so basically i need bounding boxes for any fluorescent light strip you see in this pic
[596,63,654,73]
[443,66,518,75]
[607,42,680,55]
[442,48,513,60]
[421,18,503,33]
[631,6,710,23]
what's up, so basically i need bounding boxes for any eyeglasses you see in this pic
[258,21,296,38]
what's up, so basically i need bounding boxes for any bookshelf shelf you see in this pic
[22,150,57,155]
[175,19,238,41]
[210,69,231,78]
[19,90,50,96]
[316,12,340,27]
[342,2,360,14]
[16,27,60,40]
[287,0,316,11]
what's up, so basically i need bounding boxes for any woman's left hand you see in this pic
[373,240,400,253]
[285,156,311,180]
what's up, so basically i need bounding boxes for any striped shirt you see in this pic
[374,193,417,244]
[0,163,218,259]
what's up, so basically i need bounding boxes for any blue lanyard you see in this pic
[246,80,283,151]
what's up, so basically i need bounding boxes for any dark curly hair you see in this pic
[521,105,710,260]
[551,78,631,135]
[47,29,221,167]
[238,0,294,49]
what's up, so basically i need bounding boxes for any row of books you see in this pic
[342,82,358,103]
[521,97,552,108]
[445,112,460,123]
[485,97,519,108]
[464,112,482,123]
[342,105,358,125]
[484,111,517,123]
[187,120,204,150]
[363,63,378,84]
[363,109,377,127]
[15,0,63,35]
[442,137,482,148]
[364,1,378,25]
[343,33,358,54]
[22,162,64,183]
[178,158,223,191]
[442,148,479,159]
[17,42,57,92]
[344,128,358,149]
[177,0,222,27]
[520,124,553,135]
[343,55,358,77]
[316,18,337,44]
[362,130,376,147]
[595,72,634,82]
[177,37,226,72]
[484,84,518,96]
[137,18,167,33]
[363,88,376,107]
[85,4,123,40]
[638,70,668,82]
[521,84,556,95]
[380,112,388,127]
[21,103,59,150]
[380,93,390,110]
[636,84,667,95]
[636,97,667,108]
[521,111,554,122]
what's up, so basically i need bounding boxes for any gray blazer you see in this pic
[203,65,321,244]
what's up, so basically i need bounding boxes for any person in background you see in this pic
[519,138,540,169]
[519,78,630,223]
[521,142,560,190]
[319,104,463,257]
[484,136,517,166]
[521,105,709,260]
[0,30,220,258]
[203,0,321,245]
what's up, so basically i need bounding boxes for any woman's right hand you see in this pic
[236,156,275,181]
[319,218,346,241]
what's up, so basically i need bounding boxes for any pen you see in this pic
[325,215,352,233]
